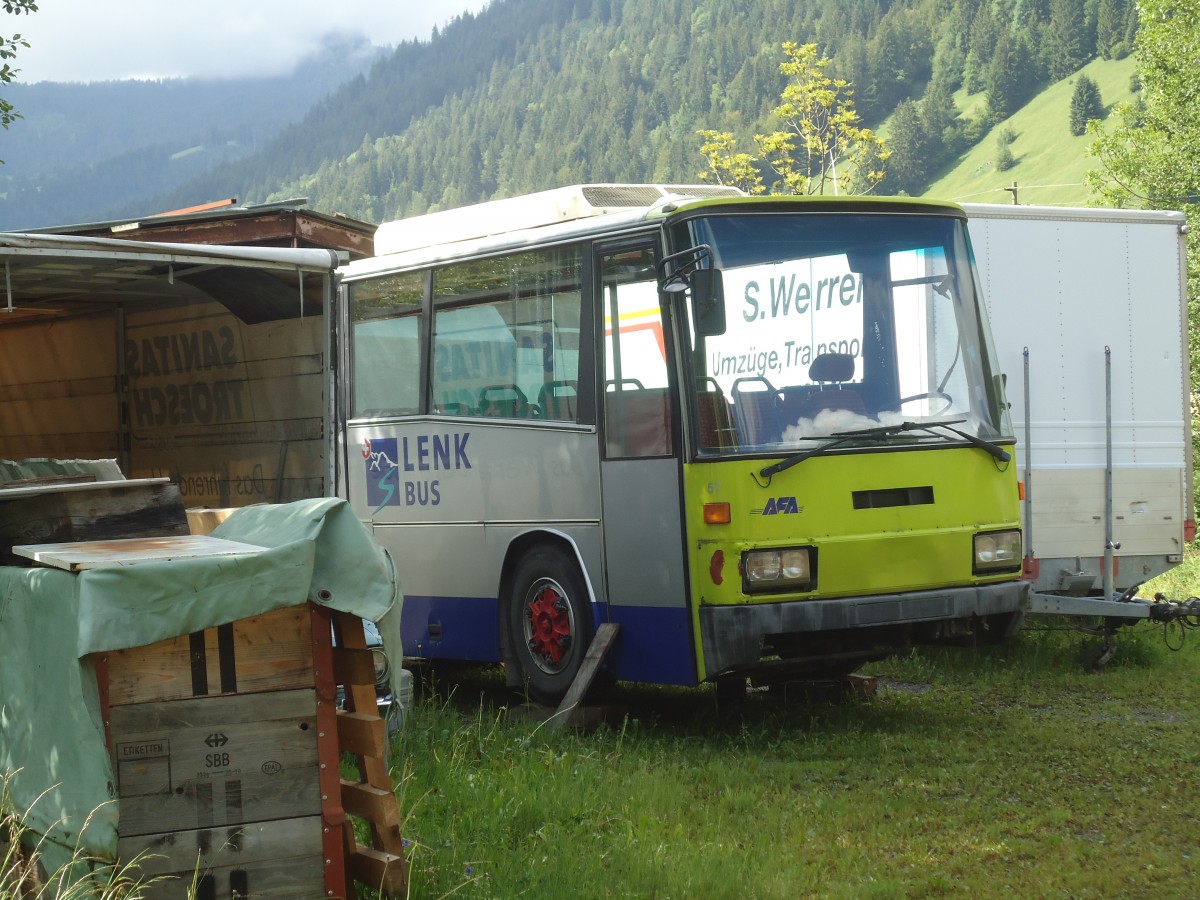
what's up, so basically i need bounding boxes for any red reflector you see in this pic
[709,550,725,585]
[703,502,731,524]
[1186,519,1197,542]
[1017,481,1026,501]
[1022,555,1040,581]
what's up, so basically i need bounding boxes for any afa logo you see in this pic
[753,496,802,516]
[364,437,401,511]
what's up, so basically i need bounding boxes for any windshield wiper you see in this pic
[894,418,1011,463]
[757,418,1009,480]
[757,434,855,478]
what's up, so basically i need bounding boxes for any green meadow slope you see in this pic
[923,55,1138,208]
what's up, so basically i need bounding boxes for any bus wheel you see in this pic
[508,546,594,706]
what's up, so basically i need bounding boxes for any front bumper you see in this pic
[700,580,1030,676]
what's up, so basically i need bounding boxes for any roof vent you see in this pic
[374,183,742,256]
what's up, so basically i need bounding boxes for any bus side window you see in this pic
[601,247,673,458]
[349,272,423,418]
[432,248,583,421]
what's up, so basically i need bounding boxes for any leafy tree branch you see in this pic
[698,41,889,197]
[1,0,38,140]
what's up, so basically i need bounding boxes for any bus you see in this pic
[337,184,1027,704]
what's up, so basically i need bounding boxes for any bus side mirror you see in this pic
[691,268,726,336]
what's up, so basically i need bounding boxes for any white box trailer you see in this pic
[964,203,1195,637]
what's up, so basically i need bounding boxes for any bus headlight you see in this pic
[742,547,814,594]
[973,530,1022,574]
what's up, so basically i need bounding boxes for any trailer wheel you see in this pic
[507,545,594,706]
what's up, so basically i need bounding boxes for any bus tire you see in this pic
[507,545,595,706]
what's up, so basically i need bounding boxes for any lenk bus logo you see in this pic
[364,437,403,511]
[752,496,803,516]
[364,434,472,513]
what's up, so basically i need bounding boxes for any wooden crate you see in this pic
[117,815,326,900]
[109,688,321,837]
[97,603,406,897]
[97,604,343,897]
[103,605,314,705]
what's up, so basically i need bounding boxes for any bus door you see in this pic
[597,241,696,686]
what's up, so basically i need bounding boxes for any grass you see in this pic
[924,55,1139,207]
[393,551,1200,898]
[11,554,1198,899]
[0,773,164,899]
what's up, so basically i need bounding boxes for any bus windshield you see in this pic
[677,211,1013,456]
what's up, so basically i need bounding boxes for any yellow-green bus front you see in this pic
[664,197,1026,684]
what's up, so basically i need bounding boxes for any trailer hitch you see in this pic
[1147,594,1200,625]
[1027,583,1200,671]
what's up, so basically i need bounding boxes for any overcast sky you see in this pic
[14,1,491,83]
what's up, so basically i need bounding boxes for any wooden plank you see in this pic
[0,313,119,465]
[332,645,378,687]
[0,476,163,500]
[118,815,326,900]
[0,473,97,489]
[335,710,386,759]
[109,689,320,836]
[331,613,380,713]
[549,622,620,732]
[12,533,265,571]
[340,780,400,830]
[104,605,314,705]
[346,846,408,896]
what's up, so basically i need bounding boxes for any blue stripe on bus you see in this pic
[401,595,698,687]
[401,595,502,662]
[605,605,698,687]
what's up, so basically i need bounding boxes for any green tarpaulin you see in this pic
[0,497,401,878]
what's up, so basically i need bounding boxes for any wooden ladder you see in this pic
[326,609,408,898]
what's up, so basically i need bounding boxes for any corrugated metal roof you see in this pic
[28,199,375,243]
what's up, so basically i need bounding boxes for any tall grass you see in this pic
[0,773,162,900]
[394,602,1200,898]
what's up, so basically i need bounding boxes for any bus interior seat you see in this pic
[696,379,736,450]
[604,385,671,457]
[537,380,578,421]
[435,401,474,416]
[731,377,782,445]
[478,384,532,418]
[792,352,865,420]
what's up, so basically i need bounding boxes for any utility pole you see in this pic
[1003,181,1019,204]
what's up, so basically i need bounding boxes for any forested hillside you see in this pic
[260,0,1136,221]
[3,0,1139,229]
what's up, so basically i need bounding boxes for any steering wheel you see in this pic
[897,391,954,416]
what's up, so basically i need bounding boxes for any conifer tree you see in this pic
[1068,74,1103,136]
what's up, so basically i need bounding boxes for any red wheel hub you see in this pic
[525,584,571,665]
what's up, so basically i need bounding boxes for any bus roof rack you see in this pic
[374,184,744,256]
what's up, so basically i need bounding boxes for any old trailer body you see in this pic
[0,233,343,506]
[964,203,1192,600]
